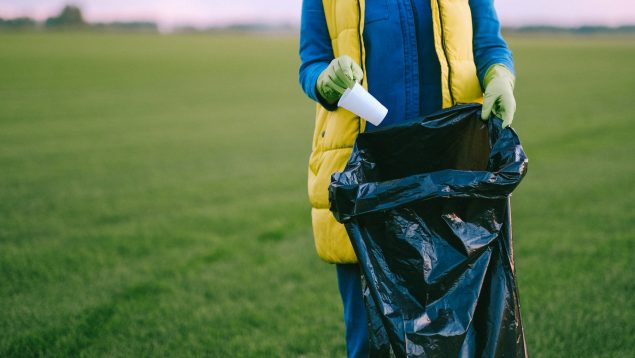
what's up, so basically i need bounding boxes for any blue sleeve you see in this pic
[469,0,515,85]
[299,0,335,107]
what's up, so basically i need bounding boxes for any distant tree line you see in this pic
[45,4,85,28]
[0,5,157,32]
[175,23,635,35]
[504,25,635,34]
[174,23,297,34]
[0,17,37,29]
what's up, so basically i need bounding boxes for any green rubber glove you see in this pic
[316,55,364,104]
[481,64,516,128]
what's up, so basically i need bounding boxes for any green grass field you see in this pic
[0,33,633,357]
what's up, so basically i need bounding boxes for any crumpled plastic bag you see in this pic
[329,104,528,357]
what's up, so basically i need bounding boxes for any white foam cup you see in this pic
[337,83,388,126]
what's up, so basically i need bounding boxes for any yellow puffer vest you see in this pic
[308,0,484,263]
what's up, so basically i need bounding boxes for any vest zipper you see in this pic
[435,0,455,106]
[357,0,365,133]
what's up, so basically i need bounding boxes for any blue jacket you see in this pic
[299,0,514,130]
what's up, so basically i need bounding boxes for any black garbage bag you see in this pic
[329,104,528,357]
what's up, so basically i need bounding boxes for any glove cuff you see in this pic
[315,83,339,111]
[484,64,515,89]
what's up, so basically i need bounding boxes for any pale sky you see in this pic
[1,0,634,30]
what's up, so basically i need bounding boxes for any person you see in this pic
[298,0,516,356]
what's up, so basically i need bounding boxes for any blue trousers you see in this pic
[336,263,369,358]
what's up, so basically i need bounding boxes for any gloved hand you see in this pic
[316,55,364,104]
[481,64,516,128]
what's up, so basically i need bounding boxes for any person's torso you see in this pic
[363,0,443,131]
